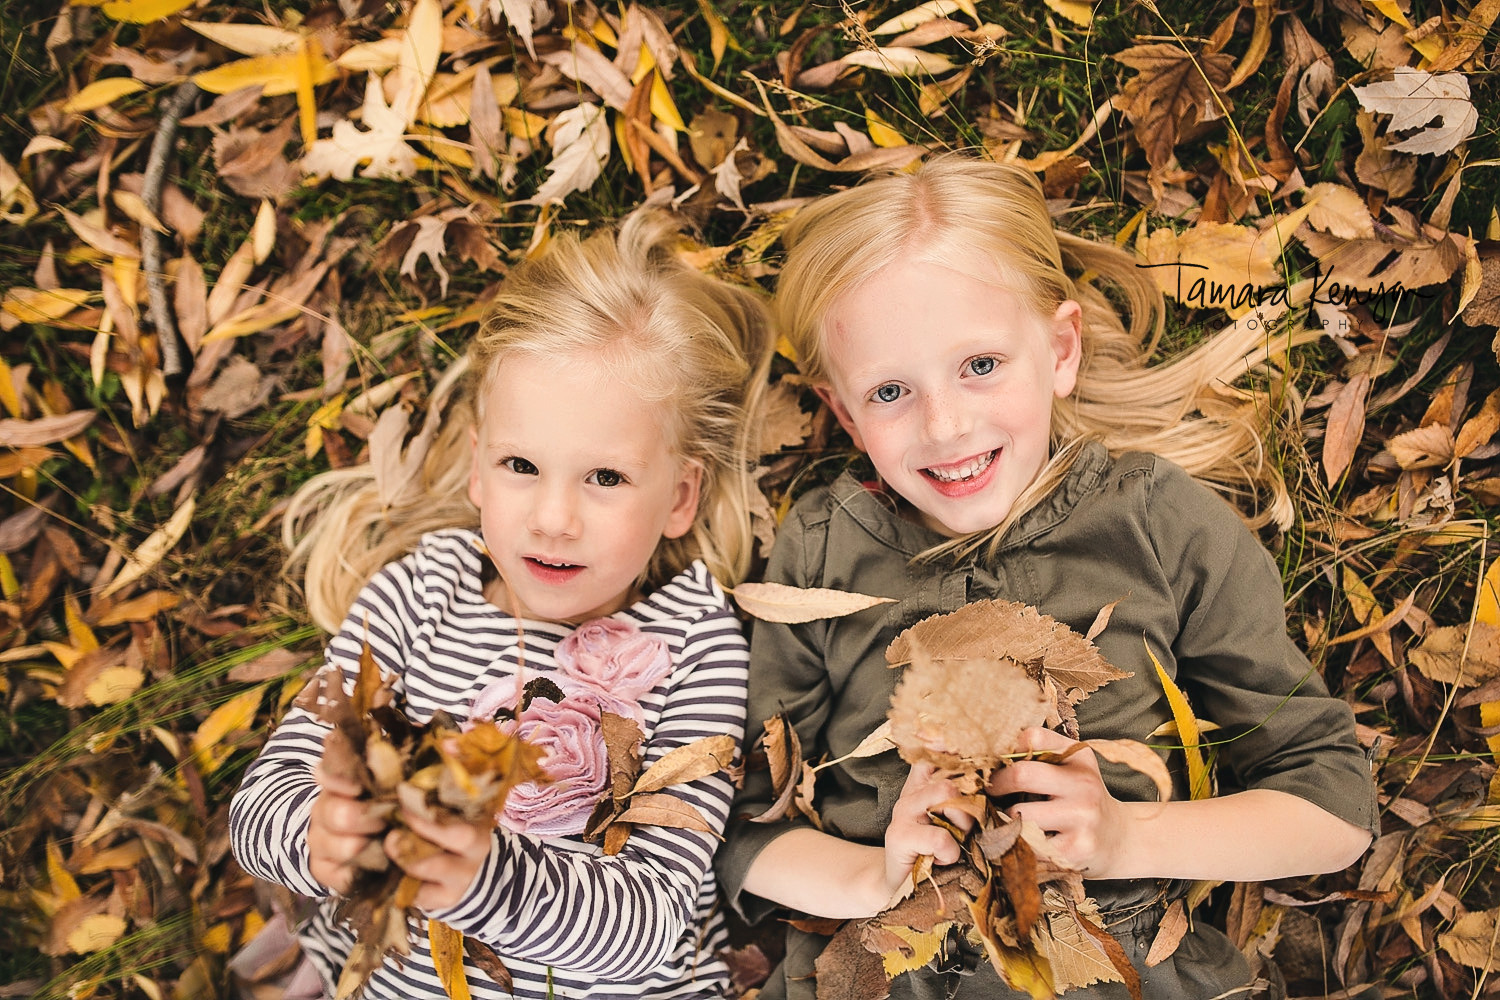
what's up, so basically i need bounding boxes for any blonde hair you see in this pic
[774,155,1299,553]
[286,210,773,633]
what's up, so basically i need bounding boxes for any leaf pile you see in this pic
[293,640,548,999]
[745,595,1170,999]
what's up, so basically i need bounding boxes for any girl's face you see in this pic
[816,256,1081,538]
[468,350,701,623]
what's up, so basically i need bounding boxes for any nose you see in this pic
[526,478,582,538]
[919,385,972,446]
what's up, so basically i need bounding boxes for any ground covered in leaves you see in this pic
[1,0,1499,997]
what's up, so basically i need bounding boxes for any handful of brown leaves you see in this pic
[736,590,1182,1000]
[293,640,549,1000]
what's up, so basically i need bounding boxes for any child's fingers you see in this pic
[311,788,387,837]
[314,754,366,799]
[386,819,493,912]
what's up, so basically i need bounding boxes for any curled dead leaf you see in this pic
[731,581,896,623]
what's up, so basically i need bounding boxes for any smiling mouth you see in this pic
[527,557,581,570]
[923,450,996,483]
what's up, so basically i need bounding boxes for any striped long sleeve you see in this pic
[229,529,747,999]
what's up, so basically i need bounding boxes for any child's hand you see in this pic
[392,809,496,912]
[308,758,387,895]
[985,727,1127,876]
[884,762,969,893]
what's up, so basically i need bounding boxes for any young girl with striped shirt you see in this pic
[230,211,771,999]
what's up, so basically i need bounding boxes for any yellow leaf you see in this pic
[202,302,301,343]
[1147,639,1209,799]
[1044,0,1093,27]
[649,69,687,132]
[0,357,19,417]
[305,393,345,459]
[192,44,336,98]
[67,913,129,953]
[100,0,197,23]
[881,922,949,977]
[77,841,147,874]
[1342,565,1380,625]
[62,77,147,114]
[0,552,19,600]
[183,19,302,56]
[47,840,81,902]
[1478,557,1500,626]
[85,665,145,706]
[695,0,738,73]
[100,496,196,598]
[429,920,471,1000]
[191,685,266,773]
[251,199,276,265]
[200,922,233,953]
[865,108,906,147]
[64,592,98,654]
[1364,0,1412,28]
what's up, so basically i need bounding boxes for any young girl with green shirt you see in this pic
[717,157,1377,999]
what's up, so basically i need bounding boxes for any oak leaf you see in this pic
[1440,907,1500,972]
[528,103,611,206]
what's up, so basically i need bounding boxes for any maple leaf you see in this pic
[1353,68,1478,156]
[300,75,420,181]
[1112,43,1234,186]
[399,216,452,297]
[528,103,612,206]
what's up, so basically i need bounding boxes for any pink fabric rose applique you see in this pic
[555,618,673,701]
[464,618,674,837]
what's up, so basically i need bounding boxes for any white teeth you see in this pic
[926,451,994,482]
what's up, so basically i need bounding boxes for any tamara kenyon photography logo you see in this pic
[1137,261,1439,315]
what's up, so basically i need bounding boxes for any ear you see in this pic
[467,425,483,507]
[1049,300,1083,399]
[662,460,703,540]
[813,384,866,451]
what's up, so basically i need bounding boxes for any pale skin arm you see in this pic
[989,727,1372,882]
[740,763,968,919]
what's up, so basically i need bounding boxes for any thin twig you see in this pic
[141,81,200,378]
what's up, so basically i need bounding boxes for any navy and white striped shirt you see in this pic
[230,529,748,998]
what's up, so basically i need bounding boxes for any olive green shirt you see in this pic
[717,444,1376,1000]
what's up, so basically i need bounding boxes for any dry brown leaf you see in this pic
[1304,183,1375,240]
[1113,44,1234,184]
[758,380,812,456]
[888,642,1050,769]
[1353,110,1417,198]
[1145,899,1189,966]
[0,410,96,448]
[613,791,717,834]
[1438,906,1500,972]
[632,734,736,794]
[886,600,1129,701]
[1300,228,1463,293]
[1384,423,1454,470]
[1409,623,1500,686]
[814,919,893,1000]
[1137,222,1283,314]
[1070,739,1171,803]
[1456,388,1500,458]
[731,581,896,623]
[1323,373,1371,486]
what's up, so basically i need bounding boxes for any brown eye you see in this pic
[503,457,538,475]
[588,468,625,487]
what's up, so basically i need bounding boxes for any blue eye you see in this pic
[503,457,538,475]
[588,468,626,487]
[872,384,904,404]
[967,357,997,376]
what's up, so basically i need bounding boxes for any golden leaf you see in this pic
[100,496,196,598]
[878,921,950,977]
[614,791,717,833]
[1146,639,1210,800]
[62,77,147,114]
[100,0,197,23]
[429,920,472,1000]
[1409,624,1500,686]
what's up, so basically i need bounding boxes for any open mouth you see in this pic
[524,556,584,583]
[923,450,996,483]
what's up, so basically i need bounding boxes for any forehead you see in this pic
[477,351,677,458]
[823,259,1045,373]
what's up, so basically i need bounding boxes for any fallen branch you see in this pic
[141,81,200,378]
